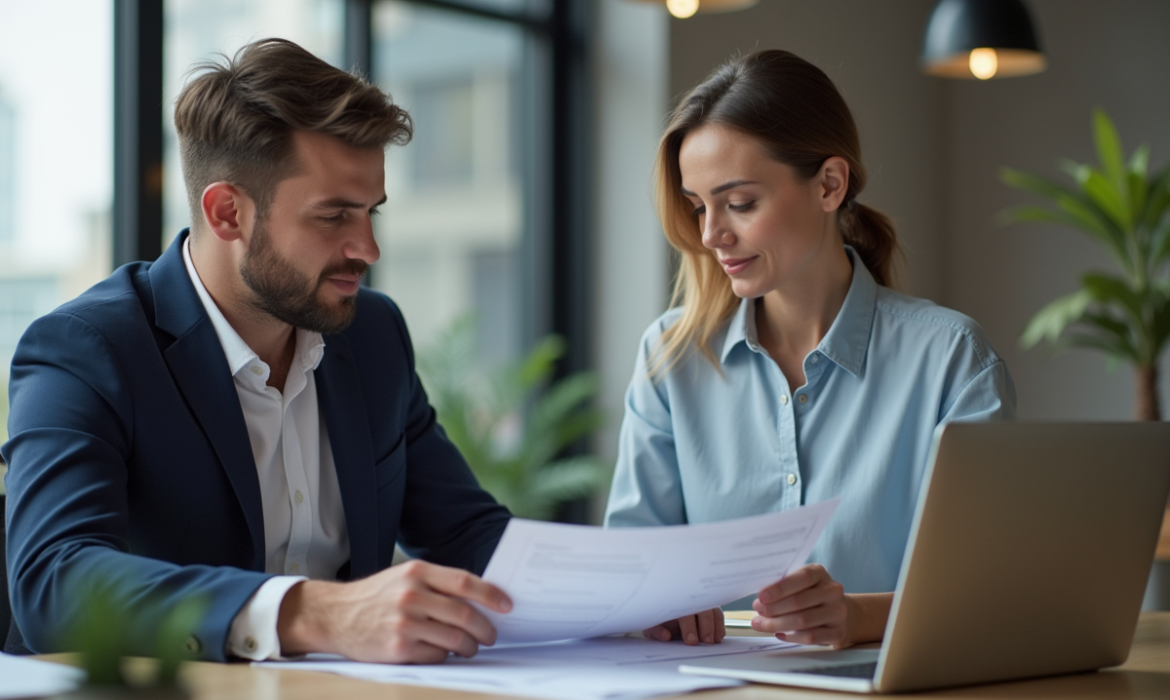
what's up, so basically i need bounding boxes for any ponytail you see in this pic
[840,202,900,288]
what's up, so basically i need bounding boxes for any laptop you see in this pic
[679,421,1170,693]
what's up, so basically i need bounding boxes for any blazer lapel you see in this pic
[314,333,379,578]
[149,232,267,571]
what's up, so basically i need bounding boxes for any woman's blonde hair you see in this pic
[653,49,900,375]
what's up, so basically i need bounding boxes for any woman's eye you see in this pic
[729,201,755,213]
[691,205,706,218]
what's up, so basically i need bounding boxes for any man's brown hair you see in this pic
[174,38,412,228]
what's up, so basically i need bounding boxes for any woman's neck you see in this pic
[754,245,853,390]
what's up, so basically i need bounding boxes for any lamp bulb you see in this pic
[969,48,998,80]
[666,0,700,19]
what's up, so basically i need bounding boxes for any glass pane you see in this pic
[372,0,528,366]
[0,1,114,457]
[162,0,346,248]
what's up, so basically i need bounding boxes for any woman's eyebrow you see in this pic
[680,180,758,197]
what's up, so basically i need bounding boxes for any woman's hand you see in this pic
[751,564,891,649]
[643,607,727,645]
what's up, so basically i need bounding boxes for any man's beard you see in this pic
[239,219,367,335]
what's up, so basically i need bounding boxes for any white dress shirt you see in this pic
[182,238,350,659]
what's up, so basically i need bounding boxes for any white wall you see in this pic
[667,0,1170,420]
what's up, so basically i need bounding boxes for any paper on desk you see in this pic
[262,635,799,700]
[483,498,838,643]
[0,653,84,698]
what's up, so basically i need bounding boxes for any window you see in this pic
[371,0,530,365]
[0,0,114,450]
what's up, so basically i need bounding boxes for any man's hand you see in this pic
[642,607,726,645]
[276,559,512,663]
[750,564,891,649]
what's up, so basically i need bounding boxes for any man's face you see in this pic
[239,131,385,334]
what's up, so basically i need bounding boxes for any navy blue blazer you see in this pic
[2,230,511,660]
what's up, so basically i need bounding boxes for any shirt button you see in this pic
[798,394,809,404]
[251,366,263,376]
[787,473,797,486]
[289,562,300,574]
[244,636,258,652]
[780,395,789,405]
[295,490,304,505]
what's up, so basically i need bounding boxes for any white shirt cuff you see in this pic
[227,576,307,660]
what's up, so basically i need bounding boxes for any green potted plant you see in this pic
[53,576,206,698]
[417,317,608,521]
[1001,109,1170,421]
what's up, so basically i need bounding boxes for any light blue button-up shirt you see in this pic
[604,249,1016,594]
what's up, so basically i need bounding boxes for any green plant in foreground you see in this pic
[66,576,206,692]
[1001,109,1170,420]
[417,316,608,520]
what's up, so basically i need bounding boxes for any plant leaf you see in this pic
[1020,289,1094,349]
[1093,108,1127,196]
[1081,272,1144,324]
[1080,168,1132,232]
[529,456,609,505]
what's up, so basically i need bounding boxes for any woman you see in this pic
[604,50,1015,650]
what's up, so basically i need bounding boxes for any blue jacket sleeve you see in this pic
[3,312,269,660]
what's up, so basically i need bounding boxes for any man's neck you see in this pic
[189,231,298,391]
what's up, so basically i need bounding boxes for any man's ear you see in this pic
[818,156,850,213]
[200,182,254,242]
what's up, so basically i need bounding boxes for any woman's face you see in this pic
[678,123,847,300]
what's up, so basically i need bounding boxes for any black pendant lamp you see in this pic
[921,0,1046,80]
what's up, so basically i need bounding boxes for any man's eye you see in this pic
[321,213,344,223]
[369,207,381,217]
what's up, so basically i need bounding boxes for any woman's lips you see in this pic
[720,256,757,275]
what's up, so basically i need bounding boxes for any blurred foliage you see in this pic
[1001,109,1170,419]
[65,575,206,690]
[417,316,608,521]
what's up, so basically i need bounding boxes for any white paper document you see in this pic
[482,499,838,643]
[262,635,799,700]
[0,653,84,698]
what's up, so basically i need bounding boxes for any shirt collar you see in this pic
[182,236,325,377]
[720,246,877,377]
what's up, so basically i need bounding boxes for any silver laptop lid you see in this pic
[876,422,1170,692]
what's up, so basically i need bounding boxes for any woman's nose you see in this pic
[701,214,732,249]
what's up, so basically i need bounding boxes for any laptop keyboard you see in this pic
[792,661,878,679]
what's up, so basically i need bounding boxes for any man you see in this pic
[3,38,513,664]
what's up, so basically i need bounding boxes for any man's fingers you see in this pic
[405,587,499,647]
[715,609,726,643]
[399,617,481,660]
[405,560,513,613]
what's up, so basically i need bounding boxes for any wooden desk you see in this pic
[42,612,1170,699]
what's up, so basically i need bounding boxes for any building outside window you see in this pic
[371,0,531,366]
[0,0,114,453]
